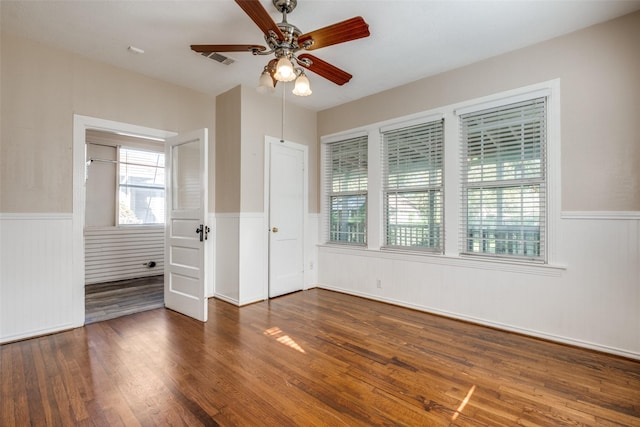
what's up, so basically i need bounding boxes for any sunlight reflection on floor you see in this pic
[452,384,476,421]
[264,326,306,353]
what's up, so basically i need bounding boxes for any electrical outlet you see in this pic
[376,279,382,289]
[309,261,314,270]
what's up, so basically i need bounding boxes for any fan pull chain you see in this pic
[280,82,286,143]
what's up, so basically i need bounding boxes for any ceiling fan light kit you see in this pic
[292,71,312,96]
[190,0,370,97]
[257,67,276,93]
[274,56,296,82]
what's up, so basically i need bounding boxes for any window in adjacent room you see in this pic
[460,96,547,260]
[382,119,444,251]
[326,135,368,244]
[118,147,165,225]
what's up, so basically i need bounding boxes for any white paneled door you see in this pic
[268,139,305,298]
[165,129,209,322]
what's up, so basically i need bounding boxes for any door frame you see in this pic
[72,115,176,327]
[263,136,309,299]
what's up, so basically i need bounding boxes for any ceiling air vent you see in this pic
[201,52,235,65]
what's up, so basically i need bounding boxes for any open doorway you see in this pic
[72,115,177,327]
[84,129,166,322]
[73,116,211,326]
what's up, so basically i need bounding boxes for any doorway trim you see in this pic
[72,115,176,327]
[263,136,309,299]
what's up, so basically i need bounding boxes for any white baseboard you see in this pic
[213,293,239,306]
[0,323,75,344]
[318,284,640,361]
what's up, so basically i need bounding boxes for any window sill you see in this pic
[317,244,566,277]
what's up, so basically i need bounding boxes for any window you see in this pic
[382,119,444,251]
[320,81,557,266]
[326,135,368,244]
[118,147,165,225]
[460,97,547,260]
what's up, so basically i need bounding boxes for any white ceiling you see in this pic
[2,0,639,111]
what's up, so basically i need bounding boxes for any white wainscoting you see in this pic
[207,213,216,298]
[1,212,212,343]
[318,212,640,359]
[304,213,320,288]
[7,209,633,358]
[84,226,164,284]
[214,213,240,305]
[0,214,74,343]
[213,212,268,306]
[239,212,268,305]
[213,212,319,306]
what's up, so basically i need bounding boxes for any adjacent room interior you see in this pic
[84,130,165,323]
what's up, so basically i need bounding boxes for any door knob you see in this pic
[272,227,279,233]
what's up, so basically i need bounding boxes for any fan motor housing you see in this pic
[273,0,297,14]
[277,22,302,45]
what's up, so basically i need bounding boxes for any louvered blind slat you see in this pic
[460,97,547,260]
[382,119,444,251]
[324,135,368,245]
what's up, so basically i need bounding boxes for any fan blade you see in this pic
[235,0,285,41]
[191,44,266,53]
[298,16,370,51]
[297,54,352,86]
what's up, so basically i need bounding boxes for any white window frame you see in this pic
[322,132,369,245]
[453,83,560,264]
[319,79,561,270]
[458,96,547,262]
[117,145,166,226]
[381,116,445,252]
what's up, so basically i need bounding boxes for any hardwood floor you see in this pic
[2,289,639,426]
[85,276,164,324]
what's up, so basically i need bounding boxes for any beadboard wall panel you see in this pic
[5,210,636,359]
[84,227,164,284]
[213,212,269,306]
[238,213,267,305]
[207,213,216,298]
[214,212,319,306]
[0,214,74,343]
[214,214,240,305]
[304,213,320,288]
[317,212,640,359]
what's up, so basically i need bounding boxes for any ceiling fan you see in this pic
[190,0,370,96]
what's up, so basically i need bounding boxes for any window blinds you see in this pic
[325,135,368,244]
[382,119,444,251]
[460,97,547,260]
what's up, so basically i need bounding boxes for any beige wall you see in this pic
[4,10,638,214]
[318,11,640,211]
[214,85,317,213]
[241,86,317,213]
[1,32,216,213]
[213,85,317,305]
[215,86,242,213]
[85,143,116,227]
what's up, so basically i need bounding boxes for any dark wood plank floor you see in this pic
[85,276,164,324]
[2,289,639,426]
